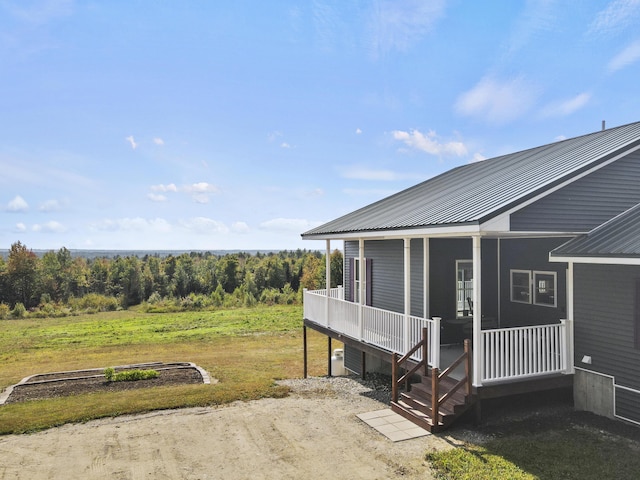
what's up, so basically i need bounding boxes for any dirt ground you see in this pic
[0,377,447,480]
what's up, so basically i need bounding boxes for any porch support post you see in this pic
[303,325,308,378]
[566,261,575,374]
[472,235,483,387]
[328,336,332,377]
[404,238,411,353]
[423,237,430,319]
[325,239,331,328]
[358,238,364,341]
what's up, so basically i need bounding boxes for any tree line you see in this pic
[0,241,343,318]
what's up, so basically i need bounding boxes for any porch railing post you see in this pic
[432,317,441,369]
[422,327,429,376]
[464,338,472,400]
[431,367,440,425]
[391,353,399,403]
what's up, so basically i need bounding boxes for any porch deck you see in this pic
[304,288,575,387]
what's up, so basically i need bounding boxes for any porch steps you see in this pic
[391,373,475,433]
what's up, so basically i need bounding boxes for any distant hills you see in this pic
[0,249,305,260]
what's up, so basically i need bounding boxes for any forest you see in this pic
[0,241,343,319]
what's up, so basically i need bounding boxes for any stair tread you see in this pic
[409,383,468,405]
[399,393,458,417]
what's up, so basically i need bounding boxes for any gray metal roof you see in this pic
[303,121,640,238]
[551,203,640,258]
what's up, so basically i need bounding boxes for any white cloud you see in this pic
[179,217,229,234]
[260,218,320,233]
[608,40,640,72]
[281,142,291,148]
[91,217,172,234]
[367,0,446,58]
[356,128,363,134]
[472,153,486,163]
[183,182,220,204]
[539,92,591,118]
[391,129,468,157]
[232,221,251,234]
[153,137,165,146]
[39,199,61,212]
[455,76,538,123]
[125,135,137,150]
[589,0,640,36]
[147,193,167,202]
[151,183,178,192]
[7,195,28,212]
[32,221,66,233]
[15,222,27,232]
[184,182,219,194]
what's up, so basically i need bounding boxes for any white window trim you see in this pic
[510,269,532,304]
[533,270,557,308]
[456,259,473,318]
[354,257,367,305]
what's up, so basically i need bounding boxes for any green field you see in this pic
[0,305,330,434]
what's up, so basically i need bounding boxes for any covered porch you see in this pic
[303,234,575,388]
[304,287,574,386]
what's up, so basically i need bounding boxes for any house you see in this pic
[550,203,640,426]
[300,120,640,431]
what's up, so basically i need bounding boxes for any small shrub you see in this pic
[0,302,9,319]
[69,294,119,313]
[104,367,159,382]
[104,367,115,381]
[11,303,26,319]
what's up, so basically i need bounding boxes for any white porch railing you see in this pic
[304,288,441,368]
[304,289,573,385]
[481,320,573,383]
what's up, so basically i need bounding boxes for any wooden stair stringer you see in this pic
[390,372,475,433]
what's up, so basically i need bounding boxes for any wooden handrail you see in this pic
[393,335,473,428]
[431,340,472,425]
[392,327,428,403]
[437,339,472,411]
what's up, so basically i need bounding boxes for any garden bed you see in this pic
[2,362,211,404]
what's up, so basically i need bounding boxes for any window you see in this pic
[456,260,473,317]
[533,271,556,307]
[510,269,557,308]
[511,270,531,304]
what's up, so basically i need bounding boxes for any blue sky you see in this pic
[1,1,640,251]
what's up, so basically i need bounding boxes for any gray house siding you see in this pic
[430,239,471,320]
[511,151,640,232]
[345,239,424,316]
[499,238,569,327]
[410,238,424,317]
[616,388,640,424]
[574,264,640,397]
[429,238,499,322]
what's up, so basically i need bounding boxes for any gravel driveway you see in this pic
[0,377,446,479]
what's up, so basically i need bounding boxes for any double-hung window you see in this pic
[533,271,556,307]
[511,270,531,304]
[510,269,557,308]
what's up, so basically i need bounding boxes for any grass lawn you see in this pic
[428,406,640,480]
[0,304,331,434]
